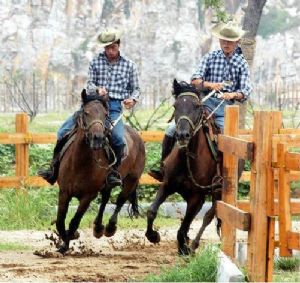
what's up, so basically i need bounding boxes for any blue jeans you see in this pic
[57,99,125,148]
[165,97,234,137]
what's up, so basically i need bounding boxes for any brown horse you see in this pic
[146,79,222,255]
[56,89,145,253]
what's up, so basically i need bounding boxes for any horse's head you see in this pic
[80,89,109,150]
[172,79,204,147]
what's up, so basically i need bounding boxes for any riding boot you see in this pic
[38,138,66,185]
[148,135,175,181]
[106,145,124,188]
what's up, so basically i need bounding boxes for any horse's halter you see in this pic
[175,92,205,148]
[79,101,108,147]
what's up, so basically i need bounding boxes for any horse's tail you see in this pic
[128,188,140,218]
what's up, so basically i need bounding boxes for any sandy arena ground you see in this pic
[0,219,224,282]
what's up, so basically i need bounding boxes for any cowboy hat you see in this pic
[97,29,123,47]
[211,21,246,41]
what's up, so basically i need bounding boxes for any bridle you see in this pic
[78,102,117,169]
[174,91,223,192]
[175,92,205,147]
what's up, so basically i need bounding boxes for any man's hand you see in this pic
[123,98,136,109]
[96,87,108,96]
[219,92,242,101]
[191,79,223,91]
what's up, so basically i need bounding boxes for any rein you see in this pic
[175,92,223,192]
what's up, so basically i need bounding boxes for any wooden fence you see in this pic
[216,106,300,282]
[1,111,300,281]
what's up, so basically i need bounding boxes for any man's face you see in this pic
[104,42,120,61]
[219,39,239,57]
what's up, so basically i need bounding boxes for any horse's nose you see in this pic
[90,133,104,149]
[177,130,190,141]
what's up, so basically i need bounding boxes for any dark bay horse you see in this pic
[146,79,222,255]
[56,89,145,253]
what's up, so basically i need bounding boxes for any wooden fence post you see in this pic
[247,111,276,282]
[15,113,29,187]
[277,142,293,257]
[221,105,239,258]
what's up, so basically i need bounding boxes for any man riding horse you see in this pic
[39,29,140,187]
[149,20,252,181]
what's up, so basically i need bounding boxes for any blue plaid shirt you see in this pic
[87,52,140,100]
[191,47,252,100]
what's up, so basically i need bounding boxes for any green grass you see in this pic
[273,271,300,282]
[144,244,219,282]
[0,187,179,230]
[0,242,31,251]
[275,256,300,272]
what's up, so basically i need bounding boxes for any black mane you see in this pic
[173,79,200,98]
[81,89,108,109]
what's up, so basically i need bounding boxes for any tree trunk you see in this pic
[239,0,267,128]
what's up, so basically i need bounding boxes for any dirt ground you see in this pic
[0,220,223,282]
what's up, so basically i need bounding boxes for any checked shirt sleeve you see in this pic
[236,61,252,102]
[191,53,210,81]
[86,61,98,95]
[128,63,140,101]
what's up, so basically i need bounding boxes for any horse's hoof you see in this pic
[93,224,105,239]
[57,244,69,254]
[178,245,192,256]
[145,230,161,244]
[104,223,117,237]
[191,240,199,252]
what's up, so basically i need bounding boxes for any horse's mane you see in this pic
[81,89,108,110]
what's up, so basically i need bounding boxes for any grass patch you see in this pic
[273,257,300,282]
[144,244,219,282]
[275,256,300,271]
[0,242,31,251]
[0,187,179,230]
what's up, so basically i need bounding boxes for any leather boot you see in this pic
[148,135,175,181]
[38,138,66,185]
[106,145,124,188]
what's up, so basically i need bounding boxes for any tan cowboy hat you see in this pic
[211,21,246,41]
[97,29,123,47]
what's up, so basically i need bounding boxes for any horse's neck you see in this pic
[189,128,207,154]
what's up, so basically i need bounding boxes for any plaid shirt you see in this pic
[191,47,252,100]
[87,52,140,100]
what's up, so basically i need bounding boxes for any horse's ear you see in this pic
[173,79,181,97]
[81,89,87,102]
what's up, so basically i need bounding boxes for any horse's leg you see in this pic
[93,187,112,238]
[191,198,218,252]
[177,195,205,256]
[145,183,170,244]
[57,196,94,253]
[56,191,71,248]
[104,176,138,237]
